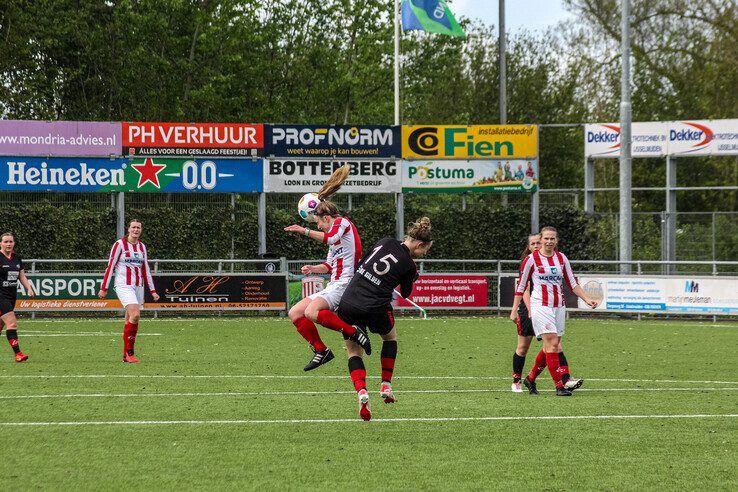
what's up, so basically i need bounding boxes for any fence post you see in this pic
[116,192,125,238]
[396,192,405,240]
[281,256,290,314]
[584,157,594,214]
[258,192,267,255]
[665,155,677,273]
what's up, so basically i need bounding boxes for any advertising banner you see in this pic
[267,125,400,158]
[584,122,668,158]
[16,274,121,311]
[0,156,263,192]
[264,159,400,193]
[393,275,488,308]
[577,275,738,314]
[0,120,120,157]
[123,122,263,157]
[15,273,287,311]
[402,159,538,193]
[668,119,738,156]
[498,276,577,308]
[402,125,538,159]
[145,274,287,310]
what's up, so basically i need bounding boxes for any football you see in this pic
[297,192,320,221]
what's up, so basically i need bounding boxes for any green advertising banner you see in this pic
[401,159,539,193]
[16,274,121,310]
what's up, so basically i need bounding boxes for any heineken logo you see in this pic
[7,160,125,186]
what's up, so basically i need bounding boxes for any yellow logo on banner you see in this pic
[402,125,538,159]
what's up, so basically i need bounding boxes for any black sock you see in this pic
[381,341,397,383]
[512,353,526,382]
[558,352,570,383]
[6,329,20,354]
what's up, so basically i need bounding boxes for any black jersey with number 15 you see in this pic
[0,253,24,302]
[340,237,417,311]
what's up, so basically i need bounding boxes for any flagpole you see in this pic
[394,0,400,126]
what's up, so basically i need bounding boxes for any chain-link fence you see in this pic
[1,191,736,267]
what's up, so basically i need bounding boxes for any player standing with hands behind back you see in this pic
[316,217,433,420]
[98,219,159,363]
[510,226,598,396]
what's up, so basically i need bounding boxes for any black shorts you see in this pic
[0,298,16,316]
[516,314,535,337]
[337,302,395,337]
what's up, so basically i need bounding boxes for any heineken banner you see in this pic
[402,125,538,159]
[144,274,287,310]
[0,156,263,192]
[0,120,121,157]
[402,159,538,193]
[123,122,264,157]
[267,125,400,158]
[15,273,287,311]
[265,159,400,193]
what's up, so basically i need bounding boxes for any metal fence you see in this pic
[4,191,737,263]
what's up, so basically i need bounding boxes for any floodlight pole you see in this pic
[499,0,511,210]
[619,0,632,273]
[394,0,405,240]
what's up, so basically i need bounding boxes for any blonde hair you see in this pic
[540,226,557,237]
[315,164,350,217]
[1,232,14,241]
[406,217,432,242]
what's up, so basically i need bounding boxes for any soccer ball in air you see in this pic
[298,193,320,221]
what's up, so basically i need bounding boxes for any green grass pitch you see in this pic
[0,316,736,490]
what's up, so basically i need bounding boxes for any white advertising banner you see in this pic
[264,159,400,193]
[577,275,738,314]
[584,122,668,158]
[668,119,738,156]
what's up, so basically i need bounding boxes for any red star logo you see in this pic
[132,158,166,188]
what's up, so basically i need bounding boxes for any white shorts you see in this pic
[531,304,566,337]
[308,280,349,311]
[115,285,144,308]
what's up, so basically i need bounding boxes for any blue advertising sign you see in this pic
[267,125,400,158]
[0,156,263,192]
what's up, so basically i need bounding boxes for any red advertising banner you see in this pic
[123,122,264,157]
[394,275,488,308]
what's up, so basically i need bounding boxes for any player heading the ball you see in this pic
[284,164,371,372]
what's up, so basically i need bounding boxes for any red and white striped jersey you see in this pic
[515,250,578,308]
[102,238,157,292]
[321,217,362,283]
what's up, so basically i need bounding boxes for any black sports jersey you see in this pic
[340,237,417,311]
[0,252,24,301]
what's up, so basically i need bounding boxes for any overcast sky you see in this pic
[452,0,574,33]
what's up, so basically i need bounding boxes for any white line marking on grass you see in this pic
[20,333,162,337]
[1,414,736,427]
[1,387,737,400]
[1,374,736,385]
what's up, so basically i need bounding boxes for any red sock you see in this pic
[316,310,356,336]
[123,322,139,355]
[348,356,366,392]
[293,317,327,352]
[527,349,547,382]
[545,351,564,389]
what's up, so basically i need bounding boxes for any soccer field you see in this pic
[0,317,736,490]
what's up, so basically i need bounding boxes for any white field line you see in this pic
[0,414,736,427]
[0,387,737,400]
[0,374,736,385]
[20,333,161,337]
